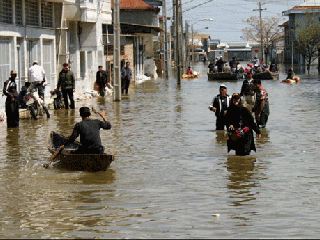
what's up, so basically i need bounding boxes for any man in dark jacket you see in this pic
[63,107,111,154]
[3,70,20,128]
[57,63,75,109]
[121,62,132,94]
[96,66,108,96]
[229,57,238,73]
[209,84,232,130]
[240,72,255,110]
[216,56,226,73]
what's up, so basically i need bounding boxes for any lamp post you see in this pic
[190,18,213,67]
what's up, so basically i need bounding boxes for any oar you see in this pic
[43,145,65,168]
[92,107,107,121]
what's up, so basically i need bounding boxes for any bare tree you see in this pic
[294,13,320,75]
[241,16,284,63]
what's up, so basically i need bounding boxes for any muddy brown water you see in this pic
[1,63,320,238]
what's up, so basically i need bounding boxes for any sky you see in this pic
[163,0,305,42]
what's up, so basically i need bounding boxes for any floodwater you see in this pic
[1,63,320,238]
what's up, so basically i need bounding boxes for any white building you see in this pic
[0,0,112,109]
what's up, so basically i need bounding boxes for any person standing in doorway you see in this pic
[3,70,19,128]
[209,84,232,130]
[121,61,132,95]
[57,63,75,109]
[28,61,46,99]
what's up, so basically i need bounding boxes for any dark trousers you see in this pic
[30,82,44,99]
[98,83,106,96]
[6,99,19,128]
[121,76,130,94]
[257,112,269,128]
[62,89,75,109]
[216,115,227,130]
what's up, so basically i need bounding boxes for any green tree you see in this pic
[241,16,284,64]
[294,13,320,75]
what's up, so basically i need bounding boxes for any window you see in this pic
[41,1,53,28]
[0,0,13,24]
[26,0,39,26]
[15,0,23,26]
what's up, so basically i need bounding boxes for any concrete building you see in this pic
[282,0,320,73]
[107,0,161,83]
[0,0,112,110]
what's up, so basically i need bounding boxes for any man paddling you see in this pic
[63,107,111,154]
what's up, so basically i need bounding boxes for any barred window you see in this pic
[15,0,23,26]
[0,0,13,24]
[25,0,39,26]
[41,1,53,28]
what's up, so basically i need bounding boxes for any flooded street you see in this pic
[1,63,320,238]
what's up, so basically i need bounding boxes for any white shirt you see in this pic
[29,64,46,83]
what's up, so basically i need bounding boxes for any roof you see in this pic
[283,0,320,15]
[296,0,320,7]
[111,0,154,9]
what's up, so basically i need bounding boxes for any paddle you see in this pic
[43,144,65,168]
[92,107,107,121]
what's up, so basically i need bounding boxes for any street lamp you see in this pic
[190,18,213,66]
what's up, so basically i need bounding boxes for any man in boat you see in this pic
[208,61,215,73]
[270,59,278,72]
[286,67,300,83]
[209,84,231,130]
[252,79,270,128]
[240,72,255,111]
[63,107,111,154]
[229,57,238,73]
[216,56,226,73]
[223,63,231,73]
[187,66,193,75]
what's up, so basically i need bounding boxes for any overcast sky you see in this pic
[163,0,305,42]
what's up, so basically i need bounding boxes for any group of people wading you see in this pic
[209,72,269,156]
[2,61,135,157]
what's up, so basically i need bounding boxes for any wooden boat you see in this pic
[253,71,279,80]
[182,73,199,79]
[207,72,241,81]
[48,131,114,172]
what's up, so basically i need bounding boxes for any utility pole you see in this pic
[174,0,181,84]
[253,2,266,63]
[179,0,184,75]
[185,20,189,70]
[172,0,177,77]
[113,0,121,101]
[163,0,169,79]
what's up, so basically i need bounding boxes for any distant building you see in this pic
[282,0,320,73]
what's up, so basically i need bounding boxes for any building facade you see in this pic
[282,0,320,73]
[0,0,112,110]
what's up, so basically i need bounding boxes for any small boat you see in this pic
[182,72,199,79]
[48,131,114,172]
[207,72,241,81]
[253,71,279,80]
[281,78,300,84]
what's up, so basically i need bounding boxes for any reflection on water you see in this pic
[227,155,257,206]
[1,63,320,238]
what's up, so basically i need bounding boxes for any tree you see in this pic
[241,16,284,64]
[294,12,320,75]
